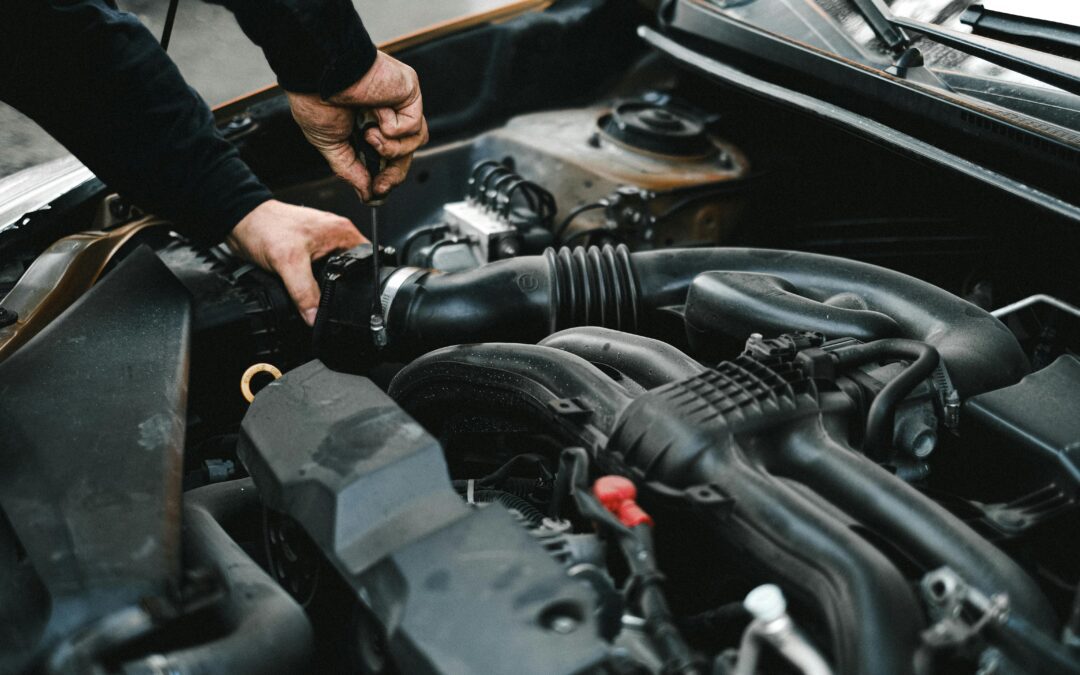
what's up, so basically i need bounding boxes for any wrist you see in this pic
[319,37,378,100]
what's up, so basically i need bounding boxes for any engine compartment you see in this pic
[2,2,1080,673]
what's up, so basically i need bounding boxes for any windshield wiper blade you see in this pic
[961,4,1080,60]
[890,15,1080,97]
[850,0,909,51]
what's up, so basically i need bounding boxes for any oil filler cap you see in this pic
[600,100,713,158]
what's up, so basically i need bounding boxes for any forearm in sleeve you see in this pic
[0,0,272,244]
[208,0,378,98]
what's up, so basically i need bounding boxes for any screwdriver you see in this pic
[351,111,389,348]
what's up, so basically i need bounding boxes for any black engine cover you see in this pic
[237,361,610,674]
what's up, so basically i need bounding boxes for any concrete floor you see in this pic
[0,0,512,177]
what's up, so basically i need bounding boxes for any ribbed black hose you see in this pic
[384,245,1026,397]
[832,339,940,457]
[549,246,639,331]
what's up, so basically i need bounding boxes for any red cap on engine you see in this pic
[593,475,653,528]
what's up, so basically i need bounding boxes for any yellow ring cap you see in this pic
[240,363,283,403]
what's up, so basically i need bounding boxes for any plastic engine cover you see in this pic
[237,361,609,674]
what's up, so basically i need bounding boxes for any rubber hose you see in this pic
[384,245,1027,397]
[120,479,313,675]
[832,339,940,456]
[540,327,704,389]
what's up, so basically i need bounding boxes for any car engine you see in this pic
[2,2,1080,674]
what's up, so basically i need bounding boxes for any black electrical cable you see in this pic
[479,168,515,208]
[468,161,507,201]
[557,447,701,675]
[832,339,940,457]
[398,224,449,265]
[498,178,532,216]
[418,237,463,267]
[476,453,554,487]
[486,172,519,210]
[501,179,556,228]
[654,175,762,221]
[161,0,180,52]
[554,202,607,240]
[466,159,557,231]
[467,160,503,199]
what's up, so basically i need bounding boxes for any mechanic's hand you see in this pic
[227,200,366,326]
[287,51,428,202]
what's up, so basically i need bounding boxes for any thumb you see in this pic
[273,252,322,326]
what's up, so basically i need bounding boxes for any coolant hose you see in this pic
[120,479,313,675]
[383,245,1026,397]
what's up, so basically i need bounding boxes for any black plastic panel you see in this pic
[238,361,610,674]
[966,355,1080,497]
[0,246,190,671]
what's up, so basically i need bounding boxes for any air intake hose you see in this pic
[382,245,1026,396]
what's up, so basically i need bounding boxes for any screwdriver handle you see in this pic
[351,110,387,206]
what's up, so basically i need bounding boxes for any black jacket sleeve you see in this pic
[209,0,378,99]
[0,0,377,244]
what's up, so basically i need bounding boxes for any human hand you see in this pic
[227,199,366,326]
[287,51,428,202]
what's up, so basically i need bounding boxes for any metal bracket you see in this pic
[920,568,1010,649]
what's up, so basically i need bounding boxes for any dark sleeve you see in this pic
[208,0,378,99]
[0,1,272,244]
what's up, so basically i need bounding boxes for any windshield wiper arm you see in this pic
[850,0,909,51]
[889,15,1080,98]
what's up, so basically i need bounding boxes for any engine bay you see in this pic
[2,2,1080,674]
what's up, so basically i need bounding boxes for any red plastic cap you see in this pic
[593,475,653,528]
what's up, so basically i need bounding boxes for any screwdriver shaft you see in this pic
[371,206,382,316]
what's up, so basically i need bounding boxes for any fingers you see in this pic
[313,216,367,258]
[373,90,424,139]
[365,114,427,195]
[365,115,428,159]
[298,52,427,198]
[275,219,362,326]
[372,154,414,196]
[272,249,322,327]
[321,140,375,201]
